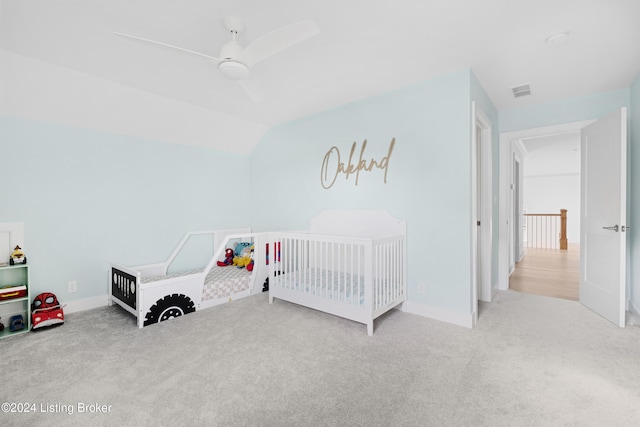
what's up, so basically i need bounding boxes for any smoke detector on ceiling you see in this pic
[511,83,532,98]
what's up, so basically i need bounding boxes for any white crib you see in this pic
[268,211,406,335]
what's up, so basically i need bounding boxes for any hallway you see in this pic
[509,244,579,301]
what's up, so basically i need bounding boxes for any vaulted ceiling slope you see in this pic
[1,0,639,153]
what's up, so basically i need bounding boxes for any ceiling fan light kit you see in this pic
[115,15,319,102]
[545,31,569,45]
[219,61,250,80]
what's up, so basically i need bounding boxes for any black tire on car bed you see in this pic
[262,270,282,292]
[143,294,195,326]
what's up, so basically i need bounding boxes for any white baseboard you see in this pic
[403,301,474,328]
[629,299,640,325]
[64,294,109,314]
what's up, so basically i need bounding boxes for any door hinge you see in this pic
[477,221,481,226]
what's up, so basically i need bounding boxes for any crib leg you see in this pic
[269,294,274,304]
[367,321,374,336]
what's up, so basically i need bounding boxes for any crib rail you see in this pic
[275,233,369,306]
[269,233,406,312]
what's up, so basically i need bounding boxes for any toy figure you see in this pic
[217,248,235,266]
[233,245,253,268]
[31,292,65,330]
[9,245,27,265]
[9,314,24,332]
[246,247,255,272]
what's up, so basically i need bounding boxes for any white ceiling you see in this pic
[1,0,639,152]
[523,132,581,176]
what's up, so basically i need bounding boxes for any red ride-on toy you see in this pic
[31,292,64,330]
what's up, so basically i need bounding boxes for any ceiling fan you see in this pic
[114,16,319,102]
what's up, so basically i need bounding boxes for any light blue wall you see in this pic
[630,73,640,314]
[251,68,476,315]
[2,64,633,324]
[0,116,251,302]
[500,88,630,133]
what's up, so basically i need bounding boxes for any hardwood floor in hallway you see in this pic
[509,244,579,301]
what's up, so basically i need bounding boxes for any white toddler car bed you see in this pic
[110,228,272,328]
[268,211,407,336]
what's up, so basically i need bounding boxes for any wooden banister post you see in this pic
[560,209,568,250]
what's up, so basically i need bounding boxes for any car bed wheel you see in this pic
[143,294,195,326]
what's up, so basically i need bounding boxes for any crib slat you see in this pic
[298,237,302,291]
[376,244,387,308]
[340,242,343,302]
[286,237,291,289]
[358,244,362,306]
[380,244,384,307]
[325,240,329,298]
[333,242,337,302]
[393,241,398,299]
[350,242,354,305]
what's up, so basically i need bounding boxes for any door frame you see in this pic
[510,141,527,268]
[512,155,522,266]
[471,101,493,323]
[498,120,594,291]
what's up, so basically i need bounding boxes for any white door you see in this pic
[472,102,493,306]
[580,107,627,327]
[476,122,483,301]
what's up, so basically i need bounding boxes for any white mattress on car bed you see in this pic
[276,268,366,306]
[202,266,252,300]
[140,266,252,301]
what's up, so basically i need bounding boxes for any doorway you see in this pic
[499,109,628,328]
[498,120,594,292]
[509,131,581,300]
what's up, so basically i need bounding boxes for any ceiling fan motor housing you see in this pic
[219,39,243,59]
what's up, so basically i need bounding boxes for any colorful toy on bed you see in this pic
[246,247,255,272]
[232,243,253,268]
[217,248,235,266]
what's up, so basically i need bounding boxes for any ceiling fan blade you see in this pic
[238,76,264,103]
[236,19,319,68]
[114,32,223,62]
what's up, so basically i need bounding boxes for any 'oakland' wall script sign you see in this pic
[320,138,396,189]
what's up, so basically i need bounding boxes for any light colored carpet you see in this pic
[1,290,640,426]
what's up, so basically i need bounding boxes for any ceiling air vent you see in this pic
[511,83,532,98]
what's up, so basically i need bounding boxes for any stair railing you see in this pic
[523,209,568,250]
